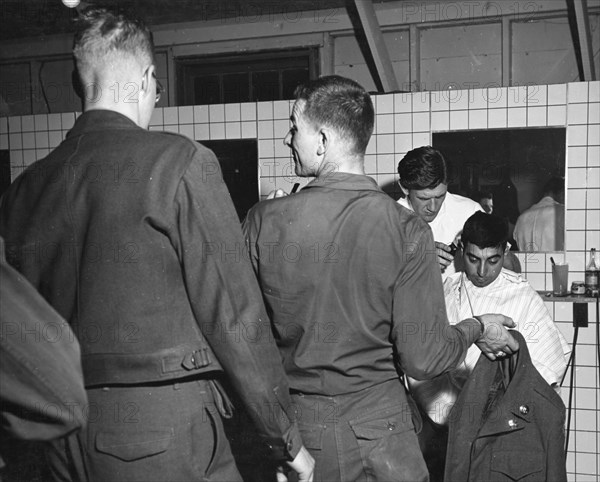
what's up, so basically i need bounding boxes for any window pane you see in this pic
[252,71,279,101]
[223,72,250,103]
[194,75,220,105]
[420,23,501,90]
[512,17,579,85]
[282,68,309,99]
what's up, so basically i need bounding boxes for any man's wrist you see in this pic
[473,316,485,339]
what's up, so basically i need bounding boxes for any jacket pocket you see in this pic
[95,428,174,462]
[349,404,413,440]
[297,422,325,450]
[490,451,544,480]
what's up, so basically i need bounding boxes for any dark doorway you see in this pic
[0,151,11,197]
[201,139,259,221]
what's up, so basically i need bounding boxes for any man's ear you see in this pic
[399,184,409,197]
[140,64,154,100]
[316,127,330,156]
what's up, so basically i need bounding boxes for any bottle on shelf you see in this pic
[584,248,599,297]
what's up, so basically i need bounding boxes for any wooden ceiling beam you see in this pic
[351,0,399,92]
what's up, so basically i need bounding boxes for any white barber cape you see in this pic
[408,268,570,425]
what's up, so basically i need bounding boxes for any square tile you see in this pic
[449,110,468,130]
[194,105,209,123]
[547,105,567,125]
[527,106,547,126]
[9,133,22,149]
[488,108,507,128]
[23,149,37,166]
[209,104,225,123]
[586,209,600,229]
[412,131,430,147]
[258,139,274,158]
[377,154,397,173]
[178,106,193,124]
[587,188,600,209]
[568,103,588,125]
[411,92,430,112]
[568,125,588,146]
[567,188,586,208]
[468,109,487,129]
[376,114,394,134]
[376,134,394,154]
[21,115,34,132]
[0,134,7,150]
[507,107,526,127]
[163,125,179,134]
[365,138,376,155]
[431,111,449,131]
[376,94,394,114]
[548,83,567,105]
[163,107,178,125]
[394,92,412,113]
[448,89,468,110]
[240,103,257,122]
[413,112,429,132]
[273,100,291,119]
[589,81,599,102]
[178,124,194,139]
[225,103,241,122]
[274,138,289,157]
[486,87,507,108]
[257,120,274,139]
[259,177,277,197]
[194,124,210,140]
[22,132,35,149]
[209,123,225,139]
[568,82,589,103]
[8,116,21,133]
[568,146,587,167]
[394,113,412,132]
[241,121,257,139]
[257,102,273,120]
[34,114,48,131]
[35,131,49,149]
[0,117,7,134]
[48,113,62,130]
[565,209,585,230]
[527,84,546,106]
[468,88,487,110]
[507,86,527,107]
[430,91,449,111]
[395,133,413,153]
[9,150,23,166]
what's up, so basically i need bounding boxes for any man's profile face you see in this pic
[284,100,320,177]
[404,183,447,223]
[462,242,505,287]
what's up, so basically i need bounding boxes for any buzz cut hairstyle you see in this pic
[461,212,509,251]
[294,75,374,155]
[73,7,155,76]
[397,145,448,191]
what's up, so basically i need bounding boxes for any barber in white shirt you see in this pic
[397,146,482,278]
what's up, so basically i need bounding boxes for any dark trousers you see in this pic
[291,379,429,482]
[46,378,242,482]
[416,410,448,482]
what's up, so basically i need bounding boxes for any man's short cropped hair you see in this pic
[397,146,448,191]
[461,212,509,251]
[73,7,155,77]
[294,75,374,155]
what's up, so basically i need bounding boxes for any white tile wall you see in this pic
[4,81,600,481]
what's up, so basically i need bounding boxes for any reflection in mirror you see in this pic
[432,128,566,252]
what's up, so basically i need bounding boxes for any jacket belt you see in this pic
[82,344,223,387]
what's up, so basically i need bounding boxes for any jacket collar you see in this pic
[66,110,141,139]
[302,172,383,193]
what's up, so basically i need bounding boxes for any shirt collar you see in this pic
[66,110,141,139]
[302,172,383,193]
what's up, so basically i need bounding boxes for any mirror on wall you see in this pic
[432,127,566,252]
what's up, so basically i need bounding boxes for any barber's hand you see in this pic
[474,314,520,361]
[277,445,315,482]
[435,241,455,272]
[267,189,288,200]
